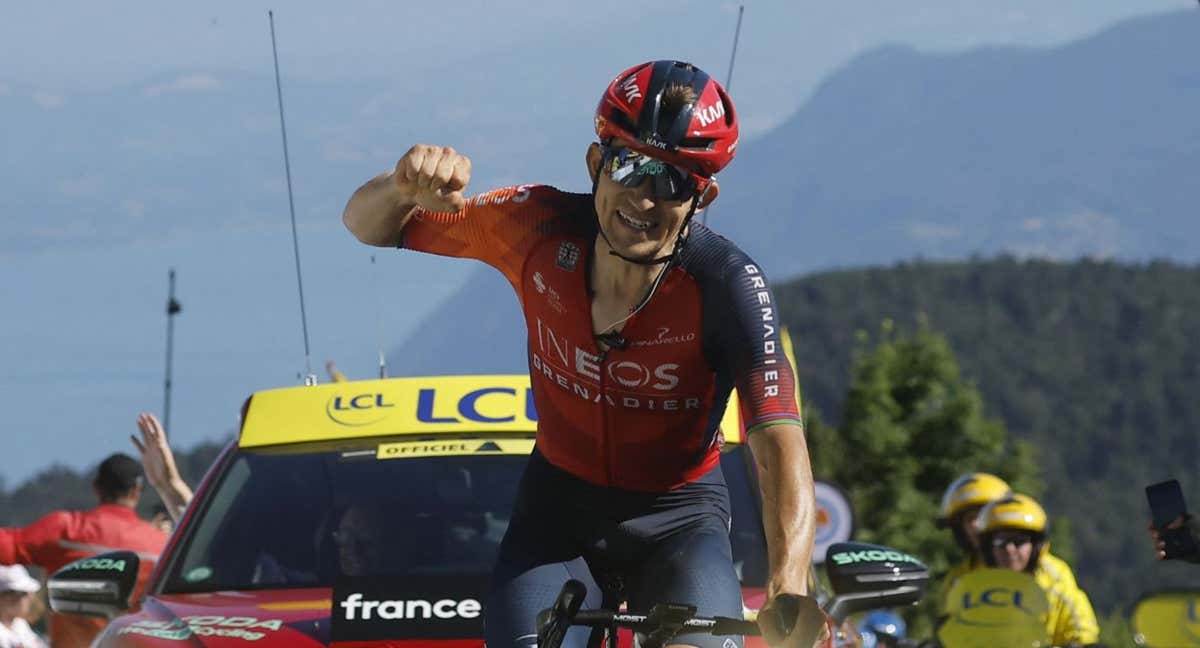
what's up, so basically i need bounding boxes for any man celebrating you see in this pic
[344,61,826,647]
[0,454,167,647]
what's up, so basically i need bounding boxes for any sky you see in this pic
[0,0,1192,485]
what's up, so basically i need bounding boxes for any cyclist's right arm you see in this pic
[343,144,472,247]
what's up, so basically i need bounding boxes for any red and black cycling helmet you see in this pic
[595,60,739,179]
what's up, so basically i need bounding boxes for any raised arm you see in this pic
[132,412,193,522]
[343,144,472,246]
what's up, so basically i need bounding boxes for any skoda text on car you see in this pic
[52,374,777,647]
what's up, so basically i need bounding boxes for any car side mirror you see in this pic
[823,542,929,624]
[48,551,141,619]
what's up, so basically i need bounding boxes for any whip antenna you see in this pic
[372,255,388,378]
[268,10,316,385]
[701,4,744,227]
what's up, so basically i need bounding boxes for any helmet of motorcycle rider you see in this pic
[938,472,1011,554]
[976,493,1049,573]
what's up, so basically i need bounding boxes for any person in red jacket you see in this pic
[0,453,168,648]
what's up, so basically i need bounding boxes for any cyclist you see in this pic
[344,60,826,647]
[976,494,1099,646]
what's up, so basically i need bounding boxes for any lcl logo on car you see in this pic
[331,575,488,641]
[325,393,395,427]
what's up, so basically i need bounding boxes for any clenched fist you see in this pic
[393,144,472,213]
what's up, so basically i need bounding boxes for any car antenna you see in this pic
[268,10,317,385]
[700,4,744,227]
[372,254,388,378]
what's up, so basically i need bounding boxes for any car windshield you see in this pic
[162,442,768,593]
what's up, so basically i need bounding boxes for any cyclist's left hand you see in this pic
[758,594,833,648]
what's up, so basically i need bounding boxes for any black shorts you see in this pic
[485,448,745,648]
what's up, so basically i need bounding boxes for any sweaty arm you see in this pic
[713,257,812,598]
[749,422,816,598]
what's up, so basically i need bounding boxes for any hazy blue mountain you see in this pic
[391,9,1200,375]
[716,9,1200,276]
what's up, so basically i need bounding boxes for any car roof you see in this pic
[239,373,752,448]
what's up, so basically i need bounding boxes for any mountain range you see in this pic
[390,9,1200,374]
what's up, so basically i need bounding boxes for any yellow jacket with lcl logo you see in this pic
[939,553,1097,645]
[1036,552,1099,646]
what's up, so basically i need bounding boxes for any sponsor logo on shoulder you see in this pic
[556,242,580,271]
[532,271,565,314]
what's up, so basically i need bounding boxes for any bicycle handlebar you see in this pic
[537,580,764,648]
[568,609,761,636]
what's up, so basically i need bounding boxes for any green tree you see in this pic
[811,323,1045,634]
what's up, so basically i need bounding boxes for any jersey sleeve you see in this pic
[0,511,71,566]
[713,258,802,433]
[399,184,564,289]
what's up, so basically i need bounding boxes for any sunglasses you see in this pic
[599,144,709,201]
[991,534,1034,548]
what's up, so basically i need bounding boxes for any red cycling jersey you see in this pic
[401,185,800,491]
[0,504,168,648]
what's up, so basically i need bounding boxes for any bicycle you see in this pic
[537,541,930,648]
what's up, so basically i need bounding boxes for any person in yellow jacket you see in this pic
[976,493,1100,646]
[935,472,1012,607]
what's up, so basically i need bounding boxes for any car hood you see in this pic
[102,589,484,647]
[103,586,766,647]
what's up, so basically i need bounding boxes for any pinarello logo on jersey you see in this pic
[630,326,697,347]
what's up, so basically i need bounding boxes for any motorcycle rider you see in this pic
[976,494,1099,646]
[935,472,1011,607]
[936,473,1083,610]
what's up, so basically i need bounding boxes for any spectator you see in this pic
[325,360,348,383]
[148,505,173,534]
[0,566,47,648]
[131,413,193,522]
[1148,516,1200,563]
[0,454,168,648]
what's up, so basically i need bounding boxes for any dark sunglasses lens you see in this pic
[653,168,692,200]
[605,148,696,200]
[994,535,1033,548]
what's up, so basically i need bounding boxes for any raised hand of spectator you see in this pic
[1148,516,1200,563]
[132,412,193,521]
